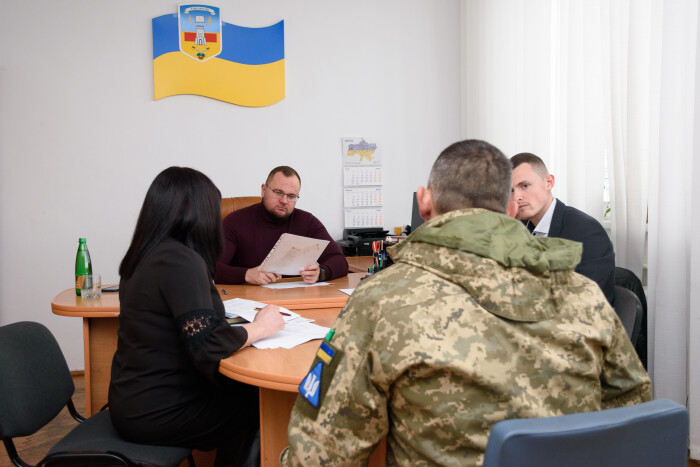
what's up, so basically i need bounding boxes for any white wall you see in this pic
[0,0,462,369]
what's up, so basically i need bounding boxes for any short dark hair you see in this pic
[510,152,549,178]
[266,166,301,186]
[428,140,512,214]
[119,167,223,280]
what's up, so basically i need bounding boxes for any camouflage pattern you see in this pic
[281,208,651,466]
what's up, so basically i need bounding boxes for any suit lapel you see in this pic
[548,198,565,237]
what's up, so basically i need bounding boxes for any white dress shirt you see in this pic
[529,198,557,237]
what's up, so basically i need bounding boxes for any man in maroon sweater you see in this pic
[215,166,349,285]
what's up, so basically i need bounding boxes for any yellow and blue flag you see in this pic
[152,5,284,107]
[316,341,335,365]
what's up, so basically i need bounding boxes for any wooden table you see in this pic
[51,274,364,416]
[346,255,374,273]
[51,288,121,416]
[52,273,384,465]
[219,306,385,466]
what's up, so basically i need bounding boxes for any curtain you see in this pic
[689,10,700,454]
[605,0,659,280]
[648,0,699,458]
[461,0,699,457]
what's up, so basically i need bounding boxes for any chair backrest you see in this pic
[482,399,689,467]
[0,321,75,438]
[0,322,194,467]
[613,285,643,346]
[615,266,648,368]
[221,196,260,220]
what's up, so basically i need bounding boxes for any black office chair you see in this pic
[615,266,648,368]
[613,285,643,347]
[0,321,195,467]
[483,399,689,467]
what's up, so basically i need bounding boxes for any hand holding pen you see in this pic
[242,304,285,347]
[254,306,291,317]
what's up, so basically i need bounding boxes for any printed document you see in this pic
[252,320,329,349]
[223,297,329,349]
[259,233,329,276]
[223,298,299,323]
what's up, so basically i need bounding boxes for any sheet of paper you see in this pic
[339,288,354,295]
[223,298,300,323]
[261,281,331,290]
[252,320,329,349]
[259,233,330,276]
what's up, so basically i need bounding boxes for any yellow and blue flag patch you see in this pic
[316,341,335,365]
[152,5,284,107]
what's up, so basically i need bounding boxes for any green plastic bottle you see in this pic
[75,238,93,296]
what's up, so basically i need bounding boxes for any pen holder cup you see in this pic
[369,250,393,273]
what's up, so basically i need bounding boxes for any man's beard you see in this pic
[266,205,292,220]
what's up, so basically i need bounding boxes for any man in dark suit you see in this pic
[510,152,615,304]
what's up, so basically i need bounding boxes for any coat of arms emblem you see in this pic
[178,4,222,62]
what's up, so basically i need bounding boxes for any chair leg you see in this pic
[66,399,86,423]
[2,438,31,467]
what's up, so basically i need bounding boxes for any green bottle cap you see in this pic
[79,238,86,243]
[325,329,335,342]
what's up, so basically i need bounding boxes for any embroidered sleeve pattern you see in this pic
[176,308,222,353]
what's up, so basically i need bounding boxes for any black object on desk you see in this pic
[336,228,389,256]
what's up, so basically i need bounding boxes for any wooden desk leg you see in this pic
[83,317,119,416]
[259,388,297,466]
[258,388,386,466]
[82,319,92,417]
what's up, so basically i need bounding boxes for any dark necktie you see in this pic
[526,221,536,235]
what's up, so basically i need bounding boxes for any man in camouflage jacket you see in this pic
[281,140,651,466]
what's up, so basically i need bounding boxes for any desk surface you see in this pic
[51,273,365,317]
[346,255,374,273]
[219,308,339,392]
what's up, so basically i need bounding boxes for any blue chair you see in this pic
[0,321,195,467]
[483,399,688,467]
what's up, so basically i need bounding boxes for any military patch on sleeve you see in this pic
[316,341,335,364]
[296,340,343,419]
[299,361,323,407]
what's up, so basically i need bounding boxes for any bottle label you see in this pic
[76,275,85,295]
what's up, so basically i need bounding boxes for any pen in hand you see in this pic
[254,306,291,316]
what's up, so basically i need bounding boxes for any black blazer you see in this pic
[548,199,616,305]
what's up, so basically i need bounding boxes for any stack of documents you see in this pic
[223,298,329,349]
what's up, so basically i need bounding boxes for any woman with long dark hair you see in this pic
[108,167,284,466]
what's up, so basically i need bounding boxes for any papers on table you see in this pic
[223,298,299,323]
[339,288,354,295]
[262,281,331,290]
[259,233,329,276]
[223,297,329,349]
[252,319,329,349]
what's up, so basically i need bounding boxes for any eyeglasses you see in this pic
[267,186,299,202]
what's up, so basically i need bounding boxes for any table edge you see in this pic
[219,364,301,392]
